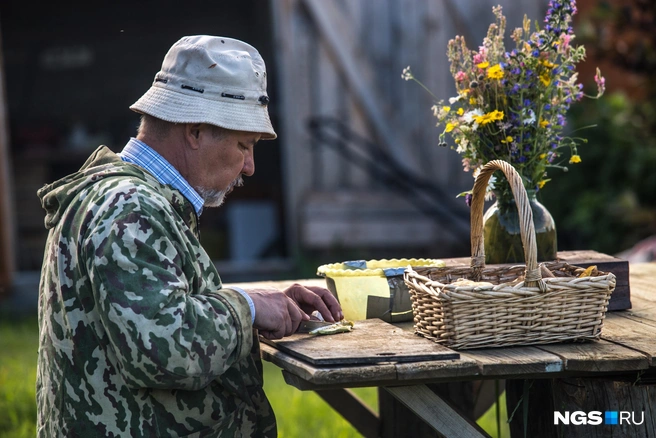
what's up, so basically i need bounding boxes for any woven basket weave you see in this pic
[404,160,616,350]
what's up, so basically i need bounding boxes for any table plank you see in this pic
[601,313,656,364]
[535,339,650,373]
[459,346,564,377]
[224,278,326,291]
[395,356,480,382]
[615,295,656,329]
[384,385,491,438]
[627,263,656,304]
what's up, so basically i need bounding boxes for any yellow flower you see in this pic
[539,72,551,86]
[443,106,451,112]
[457,108,464,116]
[487,64,504,80]
[476,61,490,69]
[569,154,582,164]
[460,88,471,95]
[539,119,549,128]
[538,180,549,189]
[500,136,513,144]
[474,110,503,126]
[489,110,504,121]
[469,97,477,105]
[542,60,556,69]
[539,153,547,159]
[473,114,491,125]
[445,122,456,132]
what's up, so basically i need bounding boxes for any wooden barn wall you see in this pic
[271,0,543,256]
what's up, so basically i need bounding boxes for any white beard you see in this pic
[195,176,243,208]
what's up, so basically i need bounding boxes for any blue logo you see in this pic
[605,411,618,425]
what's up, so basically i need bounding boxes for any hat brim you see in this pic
[130,86,277,140]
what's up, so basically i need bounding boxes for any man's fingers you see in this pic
[305,286,343,321]
[286,297,306,334]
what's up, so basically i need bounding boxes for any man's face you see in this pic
[191,126,260,207]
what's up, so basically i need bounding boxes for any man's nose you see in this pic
[242,154,255,177]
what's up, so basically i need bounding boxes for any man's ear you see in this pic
[185,123,203,149]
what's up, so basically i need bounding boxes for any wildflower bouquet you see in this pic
[404,0,605,211]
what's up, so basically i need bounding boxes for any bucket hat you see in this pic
[130,35,276,140]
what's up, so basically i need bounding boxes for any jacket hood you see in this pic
[37,146,150,229]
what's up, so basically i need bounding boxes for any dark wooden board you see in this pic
[442,250,631,311]
[261,319,459,366]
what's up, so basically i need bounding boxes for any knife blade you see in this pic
[296,320,334,334]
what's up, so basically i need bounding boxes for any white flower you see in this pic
[485,176,497,201]
[449,95,463,104]
[522,109,536,125]
[463,109,483,124]
[401,66,413,81]
[472,168,496,200]
[456,138,469,153]
[432,105,451,120]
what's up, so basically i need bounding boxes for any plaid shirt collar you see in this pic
[119,138,205,216]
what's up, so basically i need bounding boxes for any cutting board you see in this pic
[261,318,459,366]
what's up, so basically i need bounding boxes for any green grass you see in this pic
[0,316,509,438]
[263,363,377,437]
[476,388,511,438]
[0,316,39,438]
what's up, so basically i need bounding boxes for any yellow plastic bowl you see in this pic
[317,258,445,322]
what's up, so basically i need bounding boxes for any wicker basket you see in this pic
[404,160,616,350]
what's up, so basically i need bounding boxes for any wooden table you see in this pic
[228,262,656,437]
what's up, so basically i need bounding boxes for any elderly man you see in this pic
[36,35,342,437]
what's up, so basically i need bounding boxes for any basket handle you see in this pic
[470,160,546,291]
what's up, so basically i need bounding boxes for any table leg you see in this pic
[382,385,491,438]
[315,388,380,438]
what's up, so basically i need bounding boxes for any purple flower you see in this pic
[465,193,473,207]
[547,151,556,162]
[532,50,540,57]
[557,114,566,125]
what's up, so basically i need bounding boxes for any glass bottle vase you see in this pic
[482,191,557,264]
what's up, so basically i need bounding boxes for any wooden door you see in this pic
[269,0,542,257]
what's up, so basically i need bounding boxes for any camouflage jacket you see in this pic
[36,146,276,437]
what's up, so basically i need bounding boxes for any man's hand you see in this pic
[245,284,343,340]
[283,284,342,323]
[247,289,306,339]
